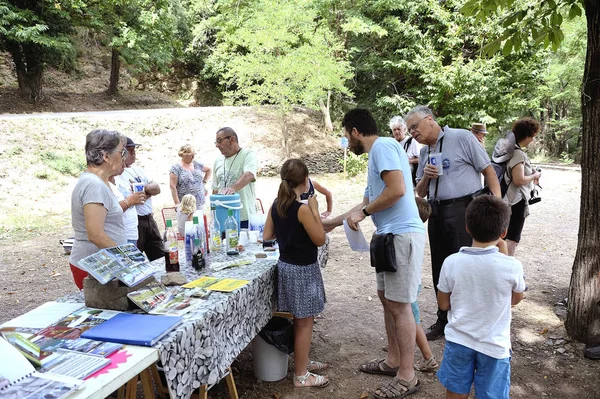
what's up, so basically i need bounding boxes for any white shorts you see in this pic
[375,232,425,303]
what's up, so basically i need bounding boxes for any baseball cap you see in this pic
[126,137,142,147]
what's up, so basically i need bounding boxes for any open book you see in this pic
[0,338,83,399]
[76,243,162,286]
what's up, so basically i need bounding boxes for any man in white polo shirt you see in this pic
[121,137,163,261]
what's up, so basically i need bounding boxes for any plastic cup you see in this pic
[132,182,146,193]
[248,230,259,243]
[429,153,443,175]
[239,229,249,246]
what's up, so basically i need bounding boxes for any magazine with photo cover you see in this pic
[28,326,122,358]
[127,281,204,317]
[54,307,120,332]
[0,338,83,398]
[76,243,162,286]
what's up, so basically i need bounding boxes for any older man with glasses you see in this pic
[212,127,258,228]
[405,105,500,341]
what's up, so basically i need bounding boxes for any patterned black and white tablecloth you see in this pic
[61,243,277,399]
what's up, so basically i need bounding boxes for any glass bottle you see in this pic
[225,209,239,255]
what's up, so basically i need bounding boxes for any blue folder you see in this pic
[81,313,182,347]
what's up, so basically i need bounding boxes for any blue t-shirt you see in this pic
[365,137,425,235]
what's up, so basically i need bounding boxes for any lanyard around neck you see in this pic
[427,133,444,200]
[223,150,241,188]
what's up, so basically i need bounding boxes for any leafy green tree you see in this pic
[193,0,352,154]
[87,0,180,94]
[0,0,83,102]
[463,0,600,346]
[314,0,547,132]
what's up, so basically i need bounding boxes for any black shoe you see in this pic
[425,321,446,341]
[584,346,600,360]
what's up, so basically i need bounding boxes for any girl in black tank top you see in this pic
[262,159,330,388]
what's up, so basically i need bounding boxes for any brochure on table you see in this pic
[182,276,249,292]
[76,243,162,286]
[0,337,83,398]
[127,280,206,317]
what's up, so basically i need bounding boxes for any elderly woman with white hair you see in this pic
[170,144,212,210]
[69,129,132,289]
[390,115,421,187]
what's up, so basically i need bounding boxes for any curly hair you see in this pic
[178,144,194,158]
[512,117,540,143]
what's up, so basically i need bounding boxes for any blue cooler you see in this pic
[210,194,243,235]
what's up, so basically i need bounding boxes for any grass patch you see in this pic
[5,146,24,156]
[40,151,86,177]
[0,212,68,241]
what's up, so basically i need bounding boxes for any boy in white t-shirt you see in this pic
[436,195,526,399]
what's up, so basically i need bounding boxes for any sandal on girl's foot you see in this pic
[307,359,330,372]
[372,375,420,399]
[294,371,329,389]
[358,359,398,376]
[414,356,439,372]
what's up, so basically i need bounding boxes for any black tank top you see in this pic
[299,179,315,201]
[271,200,318,265]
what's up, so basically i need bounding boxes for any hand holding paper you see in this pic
[343,220,370,252]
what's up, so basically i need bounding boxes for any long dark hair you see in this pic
[277,159,308,218]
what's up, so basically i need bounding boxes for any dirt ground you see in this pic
[2,167,599,398]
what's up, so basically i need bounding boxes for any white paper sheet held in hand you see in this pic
[343,220,370,252]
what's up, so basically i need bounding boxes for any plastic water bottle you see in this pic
[225,209,239,255]
[184,220,195,266]
[210,206,222,252]
[164,219,180,272]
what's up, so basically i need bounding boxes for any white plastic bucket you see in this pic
[252,335,289,381]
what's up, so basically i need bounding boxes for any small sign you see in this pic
[340,137,348,149]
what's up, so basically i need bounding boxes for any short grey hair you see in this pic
[85,129,126,166]
[216,127,238,142]
[389,116,406,131]
[404,105,436,123]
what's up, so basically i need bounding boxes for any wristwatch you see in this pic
[362,205,371,216]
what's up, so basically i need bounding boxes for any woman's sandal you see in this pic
[307,359,330,372]
[294,371,330,389]
[372,375,420,399]
[358,359,398,376]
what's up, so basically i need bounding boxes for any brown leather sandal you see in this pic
[358,359,398,376]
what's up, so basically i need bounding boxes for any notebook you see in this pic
[80,313,182,347]
[0,338,83,398]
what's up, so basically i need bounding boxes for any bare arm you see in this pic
[119,192,146,211]
[482,165,501,197]
[169,173,180,205]
[263,206,276,241]
[437,291,451,311]
[345,170,406,231]
[202,164,212,183]
[416,164,437,198]
[312,180,333,217]
[511,291,524,306]
[222,171,255,195]
[408,157,419,165]
[298,196,326,246]
[322,197,368,232]
[511,163,541,187]
[83,203,118,248]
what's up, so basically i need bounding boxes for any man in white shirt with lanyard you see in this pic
[212,127,258,228]
[121,137,164,261]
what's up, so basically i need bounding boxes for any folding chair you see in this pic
[255,198,264,214]
[161,207,178,229]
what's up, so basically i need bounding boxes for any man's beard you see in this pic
[349,136,365,155]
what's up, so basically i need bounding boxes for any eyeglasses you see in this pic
[215,136,232,144]
[120,147,129,158]
[408,116,428,134]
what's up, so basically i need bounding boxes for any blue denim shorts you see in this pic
[437,341,511,399]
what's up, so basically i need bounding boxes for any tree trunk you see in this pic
[319,91,334,133]
[7,42,44,103]
[107,48,121,95]
[565,0,600,346]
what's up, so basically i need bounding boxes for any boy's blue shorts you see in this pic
[437,341,511,399]
[411,285,421,324]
